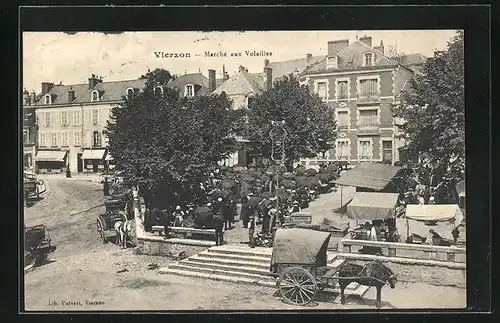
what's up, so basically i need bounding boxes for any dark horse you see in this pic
[337,260,397,309]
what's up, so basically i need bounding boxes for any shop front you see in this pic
[81,149,106,173]
[35,150,68,174]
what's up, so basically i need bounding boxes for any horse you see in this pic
[337,260,397,309]
[114,220,133,249]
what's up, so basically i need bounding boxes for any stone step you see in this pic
[180,259,271,276]
[189,254,271,270]
[208,245,272,258]
[165,263,275,282]
[161,268,277,288]
[199,251,271,264]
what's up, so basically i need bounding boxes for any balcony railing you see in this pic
[357,92,381,104]
[357,125,381,135]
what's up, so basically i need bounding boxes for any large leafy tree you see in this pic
[246,75,336,170]
[392,31,464,181]
[106,69,243,209]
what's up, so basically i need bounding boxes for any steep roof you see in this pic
[267,55,326,82]
[335,162,403,191]
[35,73,209,105]
[304,41,412,74]
[35,79,147,106]
[167,73,209,95]
[212,69,265,96]
[400,53,428,66]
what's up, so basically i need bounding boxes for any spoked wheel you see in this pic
[278,267,317,306]
[97,218,107,243]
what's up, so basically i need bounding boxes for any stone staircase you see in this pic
[159,244,369,301]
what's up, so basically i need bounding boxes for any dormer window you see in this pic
[126,87,134,97]
[185,84,194,97]
[154,86,164,96]
[364,53,374,67]
[91,90,99,102]
[326,56,338,69]
[44,94,51,105]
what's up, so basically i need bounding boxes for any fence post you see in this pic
[447,252,456,262]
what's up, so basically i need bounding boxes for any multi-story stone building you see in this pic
[34,72,211,174]
[297,36,419,167]
[23,90,38,170]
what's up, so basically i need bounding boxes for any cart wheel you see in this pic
[97,218,107,243]
[278,267,317,305]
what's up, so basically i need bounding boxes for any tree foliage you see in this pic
[246,75,336,169]
[106,70,243,208]
[392,31,464,179]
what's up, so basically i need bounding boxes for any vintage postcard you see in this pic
[23,30,466,311]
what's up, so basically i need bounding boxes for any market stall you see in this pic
[347,192,400,242]
[404,204,464,244]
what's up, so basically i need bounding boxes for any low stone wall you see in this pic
[341,257,466,289]
[135,238,208,258]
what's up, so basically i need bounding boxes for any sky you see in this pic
[22,30,459,93]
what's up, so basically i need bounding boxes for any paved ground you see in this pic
[24,176,466,311]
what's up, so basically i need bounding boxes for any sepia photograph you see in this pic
[22,29,467,311]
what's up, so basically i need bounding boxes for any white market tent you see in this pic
[347,192,399,221]
[404,204,463,241]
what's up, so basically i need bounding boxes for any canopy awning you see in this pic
[334,162,402,190]
[81,149,106,160]
[105,153,114,161]
[271,228,331,268]
[35,150,67,162]
[405,204,463,222]
[347,192,399,220]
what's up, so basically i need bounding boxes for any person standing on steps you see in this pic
[213,203,224,246]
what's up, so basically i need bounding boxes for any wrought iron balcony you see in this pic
[357,92,381,105]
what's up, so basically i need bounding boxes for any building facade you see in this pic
[212,65,274,166]
[298,36,418,167]
[23,90,38,170]
[34,72,210,174]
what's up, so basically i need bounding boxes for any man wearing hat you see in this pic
[290,200,301,213]
[213,199,225,246]
[172,205,185,227]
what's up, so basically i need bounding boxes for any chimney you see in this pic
[264,66,272,91]
[208,69,216,92]
[306,53,312,65]
[264,59,270,67]
[88,73,102,90]
[359,35,372,48]
[30,91,36,104]
[68,88,76,103]
[374,40,384,54]
[238,65,246,72]
[41,82,54,95]
[327,39,349,56]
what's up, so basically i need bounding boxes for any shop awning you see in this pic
[105,153,114,161]
[81,149,106,160]
[35,150,67,162]
[405,204,463,222]
[334,162,402,191]
[347,192,399,220]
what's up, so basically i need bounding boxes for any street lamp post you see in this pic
[269,120,287,224]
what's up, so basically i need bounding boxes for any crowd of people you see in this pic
[104,162,345,247]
